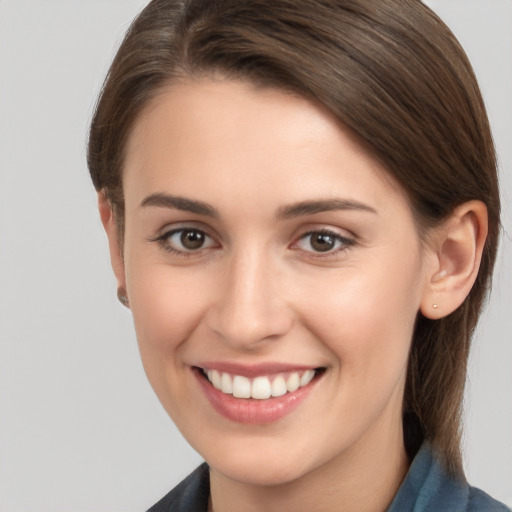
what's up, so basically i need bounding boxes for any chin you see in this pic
[193,427,332,488]
[210,453,316,487]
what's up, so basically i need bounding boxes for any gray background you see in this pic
[0,1,510,510]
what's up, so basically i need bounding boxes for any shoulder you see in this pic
[388,444,510,512]
[467,486,511,512]
[146,463,210,512]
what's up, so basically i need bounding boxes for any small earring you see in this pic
[433,304,439,309]
[117,287,130,308]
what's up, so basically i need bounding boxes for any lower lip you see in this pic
[194,368,320,424]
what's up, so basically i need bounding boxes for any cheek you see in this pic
[127,262,208,366]
[301,270,420,439]
[125,264,213,418]
[301,257,422,381]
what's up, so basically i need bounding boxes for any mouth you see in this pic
[193,365,326,424]
[198,367,324,399]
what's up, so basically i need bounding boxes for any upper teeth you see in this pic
[205,369,316,399]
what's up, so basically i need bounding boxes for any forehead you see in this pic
[125,78,355,165]
[123,78,411,219]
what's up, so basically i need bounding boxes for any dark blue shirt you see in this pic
[147,444,510,511]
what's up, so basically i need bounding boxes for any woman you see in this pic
[87,0,509,510]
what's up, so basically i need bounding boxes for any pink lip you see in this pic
[193,366,322,424]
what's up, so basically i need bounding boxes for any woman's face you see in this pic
[117,79,435,486]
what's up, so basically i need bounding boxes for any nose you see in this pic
[206,246,293,350]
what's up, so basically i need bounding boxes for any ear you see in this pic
[420,200,488,319]
[98,191,127,301]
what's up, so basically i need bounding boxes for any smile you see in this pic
[194,365,325,424]
[203,368,317,399]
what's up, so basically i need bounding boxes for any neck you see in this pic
[209,418,409,512]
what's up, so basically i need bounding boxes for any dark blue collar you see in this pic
[148,443,509,511]
[387,443,509,511]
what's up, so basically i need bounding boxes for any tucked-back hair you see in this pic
[87,0,500,476]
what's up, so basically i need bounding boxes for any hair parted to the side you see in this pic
[87,0,500,477]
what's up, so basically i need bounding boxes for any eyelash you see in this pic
[151,227,355,258]
[293,230,355,258]
[152,228,217,257]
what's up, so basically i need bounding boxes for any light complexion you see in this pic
[100,79,487,512]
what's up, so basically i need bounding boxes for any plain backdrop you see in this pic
[0,1,511,510]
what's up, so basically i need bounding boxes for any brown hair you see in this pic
[87,0,500,476]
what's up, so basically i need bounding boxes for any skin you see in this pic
[100,79,487,512]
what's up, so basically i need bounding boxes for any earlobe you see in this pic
[98,191,128,300]
[421,200,488,319]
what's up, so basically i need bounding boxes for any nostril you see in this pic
[205,304,293,349]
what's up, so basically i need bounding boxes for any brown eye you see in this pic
[294,230,354,255]
[180,229,205,250]
[310,233,336,252]
[159,228,217,254]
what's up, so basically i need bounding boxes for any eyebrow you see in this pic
[140,193,219,217]
[277,199,377,219]
[140,193,377,219]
